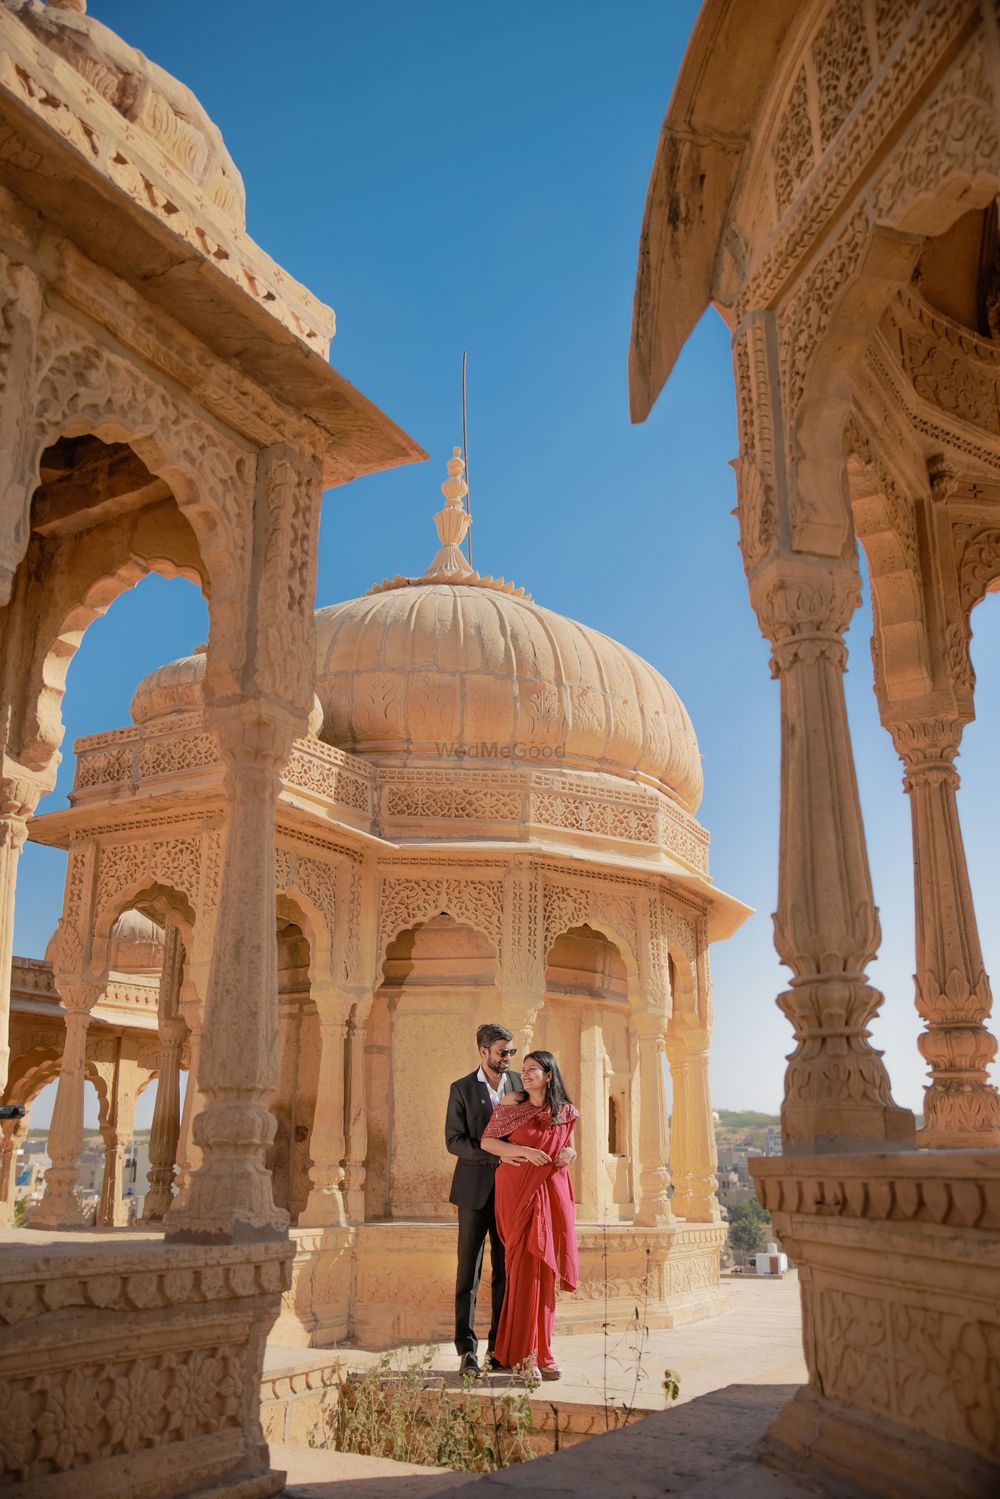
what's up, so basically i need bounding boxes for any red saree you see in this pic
[482,1098,579,1370]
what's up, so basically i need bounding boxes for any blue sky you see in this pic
[17,0,1000,1128]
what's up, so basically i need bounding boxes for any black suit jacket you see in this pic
[445,1068,522,1211]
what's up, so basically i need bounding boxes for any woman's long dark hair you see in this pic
[524,1050,575,1122]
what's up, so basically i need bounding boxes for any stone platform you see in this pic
[273,1219,728,1350]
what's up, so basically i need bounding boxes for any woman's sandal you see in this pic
[539,1362,561,1381]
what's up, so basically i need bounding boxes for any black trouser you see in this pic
[454,1197,506,1356]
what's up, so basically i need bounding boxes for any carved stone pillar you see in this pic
[892,719,1000,1147]
[751,557,915,1153]
[0,798,30,1093]
[577,1016,603,1218]
[300,1009,349,1228]
[28,982,98,1228]
[501,864,545,1056]
[674,1028,720,1222]
[167,706,298,1242]
[97,1071,138,1228]
[0,1106,28,1223]
[343,1011,368,1222]
[172,978,205,1207]
[633,1011,672,1227]
[144,922,187,1220]
[665,1032,691,1215]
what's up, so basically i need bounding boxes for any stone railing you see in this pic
[10,956,59,1002]
[72,722,711,870]
[71,717,376,830]
[376,766,710,872]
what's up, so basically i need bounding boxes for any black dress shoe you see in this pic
[459,1352,481,1377]
[484,1352,510,1372]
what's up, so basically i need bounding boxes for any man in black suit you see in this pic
[445,1022,522,1376]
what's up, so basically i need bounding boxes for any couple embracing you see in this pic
[444,1023,579,1381]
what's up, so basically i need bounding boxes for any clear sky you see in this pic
[15,0,1000,1130]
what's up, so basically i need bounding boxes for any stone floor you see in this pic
[277,1272,810,1494]
[269,1270,806,1412]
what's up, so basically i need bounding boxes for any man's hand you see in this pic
[555,1146,576,1167]
[508,1146,551,1166]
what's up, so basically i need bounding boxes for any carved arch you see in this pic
[3,313,258,774]
[28,313,252,592]
[11,543,205,776]
[275,847,336,989]
[376,875,503,972]
[90,873,198,982]
[3,1047,62,1107]
[275,888,330,1005]
[541,880,641,996]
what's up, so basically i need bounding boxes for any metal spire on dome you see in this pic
[366,448,531,599]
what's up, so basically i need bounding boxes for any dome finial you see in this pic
[421,446,475,580]
[366,445,531,599]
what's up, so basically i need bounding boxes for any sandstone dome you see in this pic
[314,584,703,812]
[313,448,703,813]
[125,450,704,814]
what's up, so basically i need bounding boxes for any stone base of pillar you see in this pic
[1,1231,294,1497]
[25,1170,83,1230]
[759,1385,998,1499]
[268,1225,356,1347]
[297,1179,349,1230]
[751,1149,1000,1498]
[780,1097,915,1155]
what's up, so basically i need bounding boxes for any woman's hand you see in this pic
[555,1146,576,1167]
[508,1146,551,1166]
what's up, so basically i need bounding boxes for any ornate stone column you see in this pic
[665,1031,691,1215]
[892,718,1000,1147]
[673,1026,720,1222]
[97,1064,138,1228]
[28,981,99,1228]
[144,922,187,1220]
[166,706,296,1241]
[0,1105,28,1223]
[632,1010,673,1227]
[343,1011,368,1222]
[750,557,915,1153]
[0,771,37,1093]
[577,1016,603,1218]
[299,1004,349,1228]
[172,977,205,1207]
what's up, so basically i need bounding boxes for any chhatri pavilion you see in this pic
[13,448,749,1348]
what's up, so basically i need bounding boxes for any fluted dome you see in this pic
[314,585,703,812]
[130,652,206,725]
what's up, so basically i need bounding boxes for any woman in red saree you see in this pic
[481,1051,579,1379]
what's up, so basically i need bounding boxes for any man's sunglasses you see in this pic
[494,1047,518,1058]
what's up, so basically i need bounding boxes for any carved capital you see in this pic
[889,716,964,782]
[749,556,860,676]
